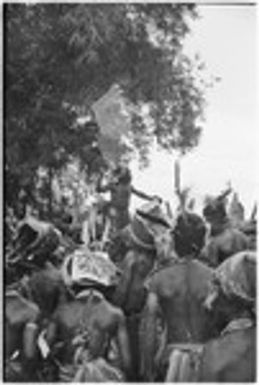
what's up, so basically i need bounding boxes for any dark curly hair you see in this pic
[203,199,227,223]
[174,212,206,257]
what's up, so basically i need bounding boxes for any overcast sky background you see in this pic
[131,4,257,217]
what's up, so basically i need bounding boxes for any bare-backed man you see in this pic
[45,250,131,382]
[140,212,220,381]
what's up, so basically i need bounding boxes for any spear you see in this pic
[250,203,257,221]
[174,157,187,212]
[174,158,181,210]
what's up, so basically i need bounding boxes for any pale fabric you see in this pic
[59,357,124,382]
[62,247,120,288]
[215,251,256,303]
[165,344,203,382]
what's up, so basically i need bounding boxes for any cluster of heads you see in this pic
[126,201,207,261]
[9,187,254,312]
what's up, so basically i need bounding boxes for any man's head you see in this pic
[126,214,157,258]
[204,251,256,323]
[173,212,206,257]
[135,201,176,263]
[203,187,232,226]
[203,198,227,224]
[113,165,132,185]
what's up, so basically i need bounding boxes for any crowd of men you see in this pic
[4,174,257,382]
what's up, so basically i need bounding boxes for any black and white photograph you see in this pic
[3,1,257,382]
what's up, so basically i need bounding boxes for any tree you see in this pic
[5,3,207,217]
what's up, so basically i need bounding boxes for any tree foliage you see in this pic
[5,3,206,216]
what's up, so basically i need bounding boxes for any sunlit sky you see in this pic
[130,4,257,218]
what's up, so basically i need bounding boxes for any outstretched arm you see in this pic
[139,292,160,381]
[131,186,158,201]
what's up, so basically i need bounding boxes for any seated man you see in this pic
[45,248,131,382]
[139,212,219,381]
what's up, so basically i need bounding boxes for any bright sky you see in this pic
[131,4,257,218]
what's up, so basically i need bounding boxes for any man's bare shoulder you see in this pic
[99,295,125,320]
[93,296,126,334]
[145,262,184,293]
[52,299,81,322]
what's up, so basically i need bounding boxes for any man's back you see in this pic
[146,259,216,343]
[47,290,125,363]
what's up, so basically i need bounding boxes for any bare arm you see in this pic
[112,251,135,309]
[131,186,156,201]
[21,304,41,381]
[45,316,58,348]
[115,311,131,378]
[23,304,40,359]
[139,292,160,381]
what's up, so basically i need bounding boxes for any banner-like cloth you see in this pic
[92,84,130,163]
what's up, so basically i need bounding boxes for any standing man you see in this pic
[97,162,157,233]
[45,248,131,382]
[200,189,249,267]
[139,212,219,381]
[112,201,174,381]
